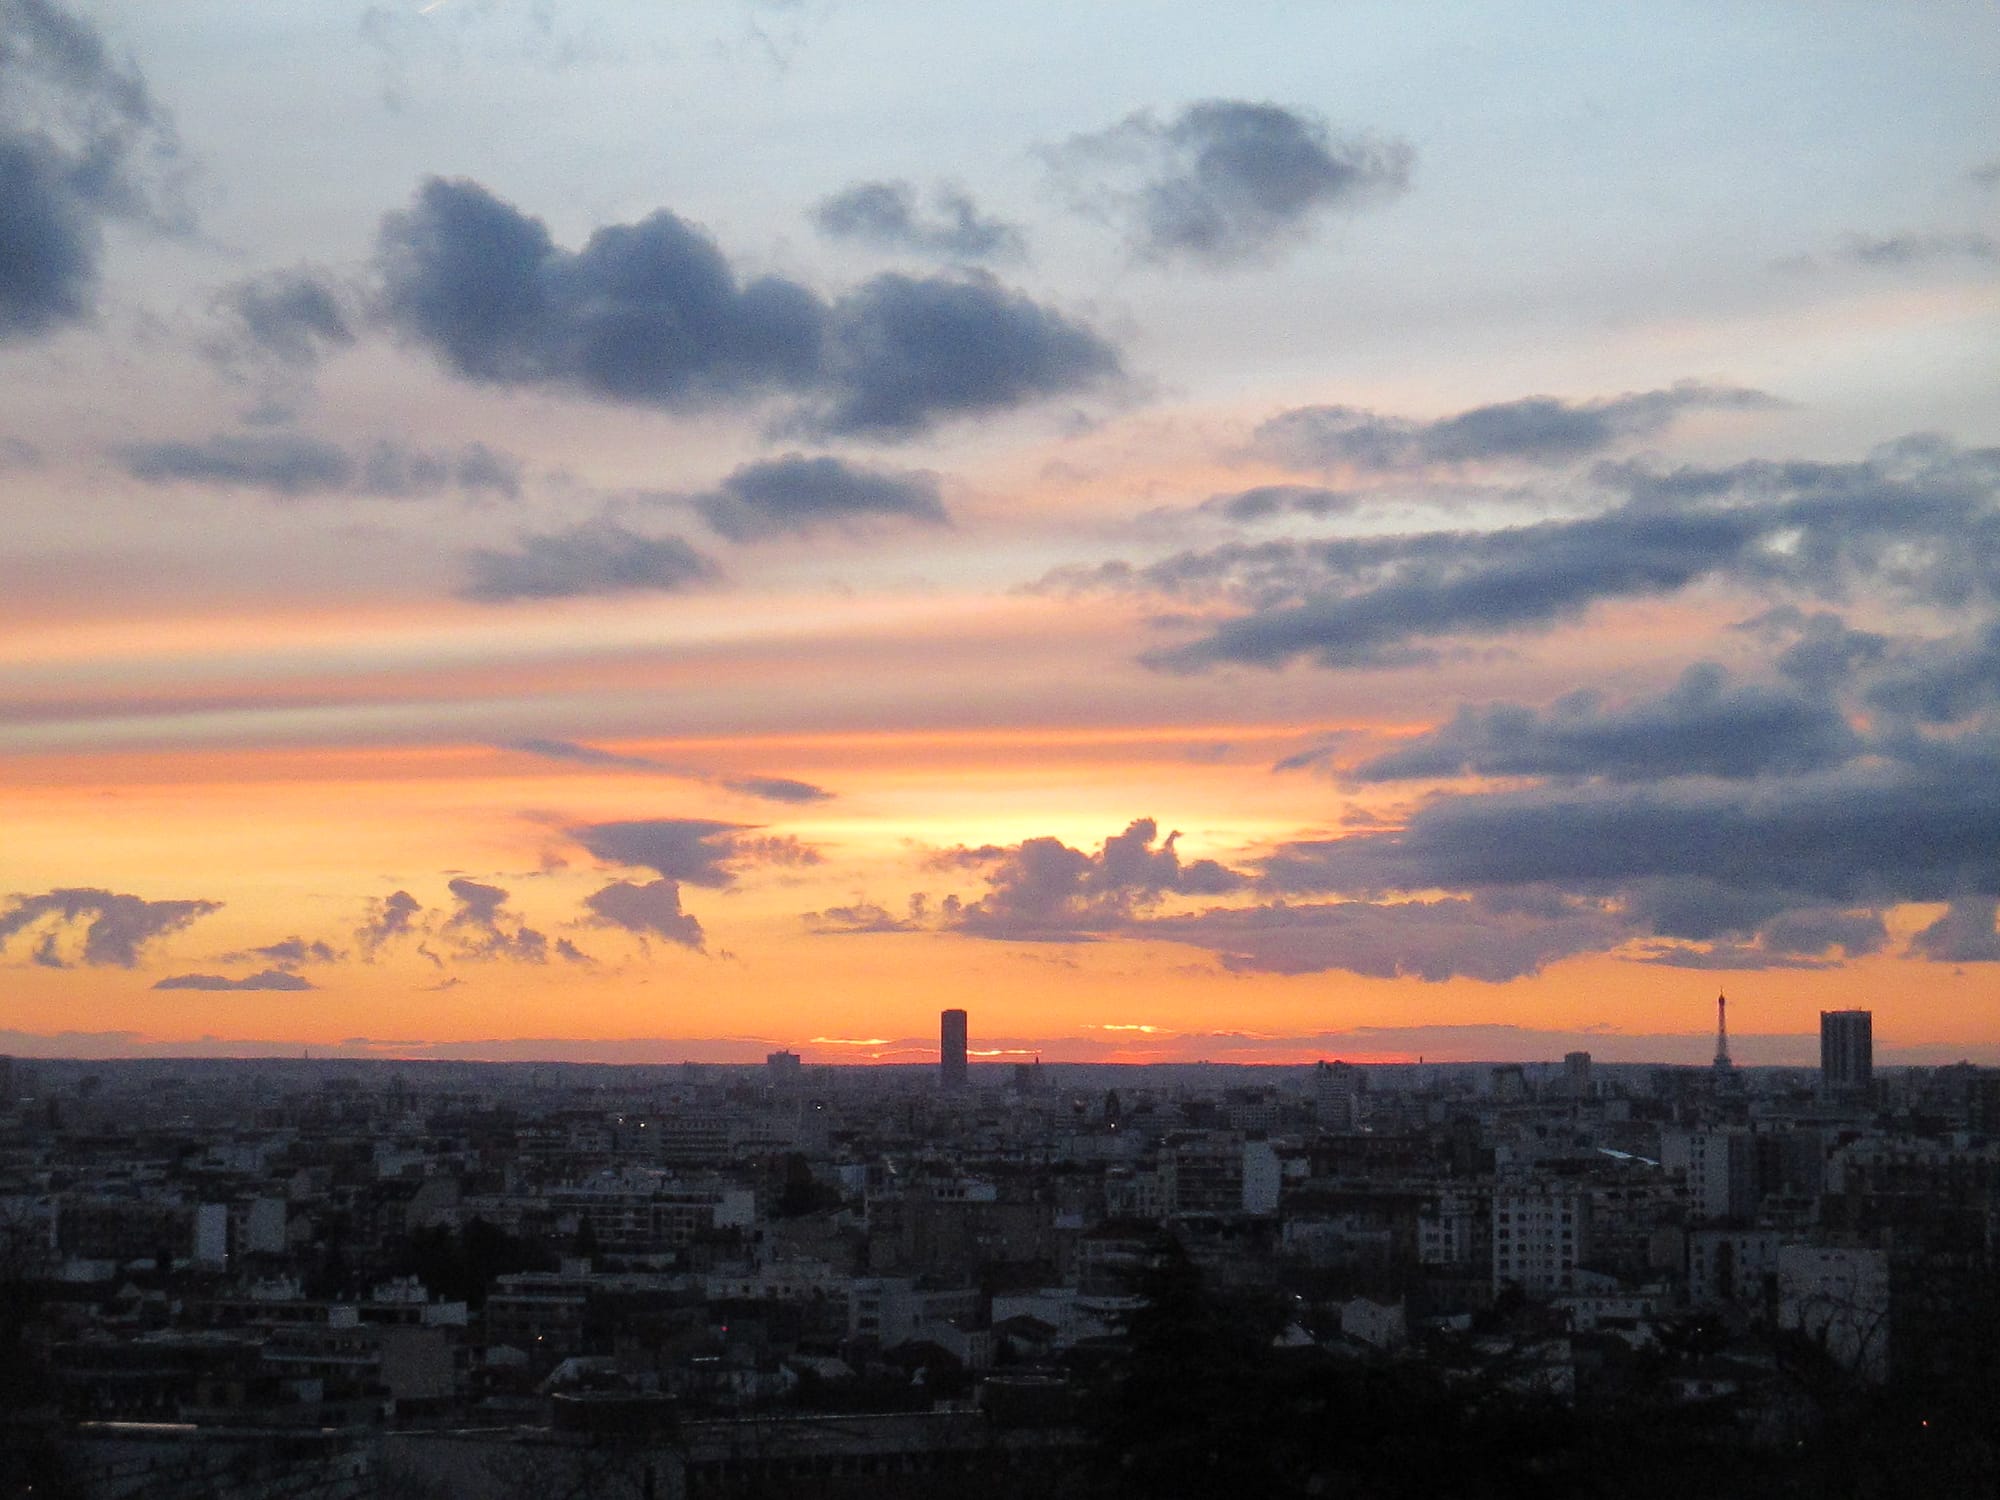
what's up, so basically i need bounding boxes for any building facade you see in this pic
[1820,1010,1874,1101]
[940,1010,968,1089]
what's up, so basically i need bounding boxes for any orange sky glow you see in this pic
[3,3,1998,1067]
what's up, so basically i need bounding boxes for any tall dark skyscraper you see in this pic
[1820,1009,1873,1099]
[940,1008,968,1089]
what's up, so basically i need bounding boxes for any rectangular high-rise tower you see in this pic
[1820,1010,1873,1100]
[940,1008,968,1089]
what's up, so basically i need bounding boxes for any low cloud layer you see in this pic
[1254,739,2000,971]
[864,680,2000,972]
[1052,99,1412,266]
[1263,757,2000,905]
[378,176,1117,438]
[1142,896,1629,982]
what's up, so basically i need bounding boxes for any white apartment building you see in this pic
[1493,1187,1589,1295]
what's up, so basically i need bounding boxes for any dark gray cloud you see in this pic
[361,438,520,499]
[1269,729,1364,774]
[721,833,821,869]
[804,900,923,935]
[582,878,704,950]
[1183,670,2000,970]
[503,739,835,803]
[508,737,666,772]
[1027,748,1983,977]
[120,432,522,500]
[1114,437,2000,672]
[813,179,1024,261]
[221,936,343,969]
[1841,231,1997,267]
[1622,899,1889,968]
[1908,897,2000,963]
[355,889,423,957]
[1613,877,1796,944]
[810,270,1120,438]
[0,887,220,967]
[947,818,1247,941]
[570,818,752,886]
[154,968,316,991]
[1053,99,1412,267]
[443,876,566,963]
[1632,942,1838,972]
[0,0,178,339]
[1756,905,1887,959]
[912,817,1647,978]
[570,818,821,952]
[1252,383,1778,473]
[719,775,834,804]
[1349,663,1860,783]
[1259,747,2000,915]
[1140,506,1771,672]
[121,432,353,495]
[0,138,107,337]
[1864,620,2000,725]
[1191,485,1355,526]
[461,521,719,603]
[215,268,354,367]
[377,177,1116,438]
[694,453,946,542]
[1744,609,1890,694]
[377,176,823,402]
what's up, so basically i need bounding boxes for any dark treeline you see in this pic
[1062,1236,1999,1500]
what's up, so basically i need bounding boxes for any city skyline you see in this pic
[4,2,2000,1066]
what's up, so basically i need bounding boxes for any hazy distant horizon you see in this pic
[4,1024,1987,1071]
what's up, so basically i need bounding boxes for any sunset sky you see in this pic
[4,1,1999,1066]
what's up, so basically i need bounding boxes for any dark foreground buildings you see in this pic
[3,1030,1996,1497]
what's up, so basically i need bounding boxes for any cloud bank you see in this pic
[377,176,1118,438]
[1052,99,1412,266]
[0,887,220,968]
